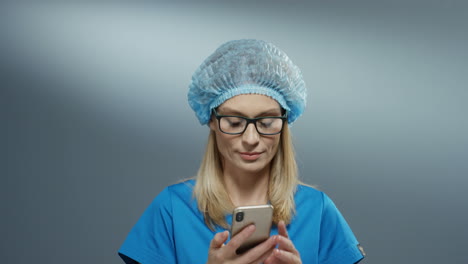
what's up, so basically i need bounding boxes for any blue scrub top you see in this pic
[118,180,365,264]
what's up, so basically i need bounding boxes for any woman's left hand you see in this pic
[264,221,302,264]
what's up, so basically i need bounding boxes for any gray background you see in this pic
[2,1,467,263]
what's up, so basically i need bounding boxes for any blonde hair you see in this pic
[193,125,299,230]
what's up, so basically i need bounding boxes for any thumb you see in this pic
[278,220,289,238]
[210,231,229,249]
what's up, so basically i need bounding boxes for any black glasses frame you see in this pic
[212,108,288,135]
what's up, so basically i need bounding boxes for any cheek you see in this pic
[266,136,281,151]
[215,133,233,156]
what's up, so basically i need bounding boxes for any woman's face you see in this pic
[209,94,283,175]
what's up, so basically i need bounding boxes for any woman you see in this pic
[118,39,365,264]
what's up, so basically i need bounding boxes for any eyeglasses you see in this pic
[212,109,287,135]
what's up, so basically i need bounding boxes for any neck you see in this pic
[222,166,270,207]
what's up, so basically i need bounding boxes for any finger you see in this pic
[277,221,289,239]
[272,248,301,263]
[247,245,275,264]
[276,235,298,254]
[210,231,229,249]
[263,254,276,264]
[239,236,278,263]
[226,224,256,252]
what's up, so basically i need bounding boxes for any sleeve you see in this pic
[318,193,365,264]
[118,188,176,264]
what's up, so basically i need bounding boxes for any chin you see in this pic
[236,161,269,174]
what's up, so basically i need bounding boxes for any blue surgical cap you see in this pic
[188,39,307,125]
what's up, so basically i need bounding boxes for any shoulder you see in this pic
[148,179,197,213]
[294,183,338,212]
[154,178,194,196]
[294,184,325,213]
[153,179,195,203]
[144,179,194,205]
[166,179,196,195]
[295,183,325,201]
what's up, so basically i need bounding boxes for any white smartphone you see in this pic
[230,205,274,254]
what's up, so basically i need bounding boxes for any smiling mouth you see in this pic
[239,152,262,161]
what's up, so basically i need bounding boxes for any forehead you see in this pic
[217,94,281,114]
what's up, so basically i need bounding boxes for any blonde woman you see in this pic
[118,39,365,264]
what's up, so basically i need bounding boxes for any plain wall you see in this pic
[2,1,468,263]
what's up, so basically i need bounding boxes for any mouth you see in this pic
[239,152,263,161]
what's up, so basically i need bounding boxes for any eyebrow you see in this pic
[217,107,283,117]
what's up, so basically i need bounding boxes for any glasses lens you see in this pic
[219,116,247,134]
[256,118,283,134]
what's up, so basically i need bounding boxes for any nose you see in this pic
[242,123,260,146]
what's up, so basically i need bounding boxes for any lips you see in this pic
[239,152,262,161]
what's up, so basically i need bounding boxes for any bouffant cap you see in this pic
[188,39,307,125]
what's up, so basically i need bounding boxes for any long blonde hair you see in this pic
[193,125,299,230]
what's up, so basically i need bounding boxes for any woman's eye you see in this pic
[259,120,273,128]
[225,118,244,127]
[228,121,242,127]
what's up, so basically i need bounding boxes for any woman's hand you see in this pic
[264,221,302,264]
[207,225,278,264]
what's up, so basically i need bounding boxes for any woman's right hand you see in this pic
[207,225,278,264]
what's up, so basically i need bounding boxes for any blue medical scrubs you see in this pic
[118,180,365,264]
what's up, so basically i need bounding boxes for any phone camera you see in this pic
[235,212,244,222]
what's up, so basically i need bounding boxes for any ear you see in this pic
[208,116,216,131]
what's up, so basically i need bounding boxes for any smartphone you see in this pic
[230,205,274,254]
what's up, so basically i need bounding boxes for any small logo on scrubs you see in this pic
[357,244,366,257]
